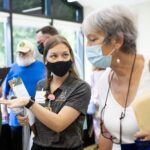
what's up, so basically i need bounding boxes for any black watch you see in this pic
[25,97,35,109]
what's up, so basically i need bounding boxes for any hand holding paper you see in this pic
[8,77,35,126]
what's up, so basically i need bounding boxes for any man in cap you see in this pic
[1,39,46,150]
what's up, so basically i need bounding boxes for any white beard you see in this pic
[16,55,35,66]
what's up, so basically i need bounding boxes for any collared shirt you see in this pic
[34,74,91,148]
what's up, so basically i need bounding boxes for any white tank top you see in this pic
[98,57,150,150]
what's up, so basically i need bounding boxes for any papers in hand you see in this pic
[8,77,35,126]
[131,92,150,131]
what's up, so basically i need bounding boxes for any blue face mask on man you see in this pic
[37,43,44,55]
[86,44,113,68]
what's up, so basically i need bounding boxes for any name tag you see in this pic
[35,91,46,104]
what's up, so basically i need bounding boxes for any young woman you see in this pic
[0,35,91,150]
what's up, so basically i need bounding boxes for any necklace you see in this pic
[119,53,136,143]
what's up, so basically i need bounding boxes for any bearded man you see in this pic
[0,39,45,150]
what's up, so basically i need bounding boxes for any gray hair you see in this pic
[82,5,138,53]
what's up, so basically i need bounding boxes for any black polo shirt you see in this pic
[33,74,91,148]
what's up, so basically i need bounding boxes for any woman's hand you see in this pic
[17,115,29,126]
[0,97,30,108]
[135,130,150,140]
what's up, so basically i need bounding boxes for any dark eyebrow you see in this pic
[63,51,70,53]
[49,52,56,55]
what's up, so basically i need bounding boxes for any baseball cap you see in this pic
[16,40,34,53]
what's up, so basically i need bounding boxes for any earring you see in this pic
[115,49,120,64]
[116,58,120,64]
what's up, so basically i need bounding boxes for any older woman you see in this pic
[82,5,150,150]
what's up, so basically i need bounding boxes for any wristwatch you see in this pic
[25,97,35,109]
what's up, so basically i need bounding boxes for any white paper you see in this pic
[10,77,35,126]
[13,85,29,97]
[25,108,35,126]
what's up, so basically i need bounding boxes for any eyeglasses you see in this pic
[100,105,121,144]
[100,71,125,144]
[100,54,136,145]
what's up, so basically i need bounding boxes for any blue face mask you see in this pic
[86,45,112,68]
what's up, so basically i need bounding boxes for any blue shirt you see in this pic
[2,60,46,126]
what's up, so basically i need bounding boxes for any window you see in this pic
[51,0,83,22]
[0,22,5,67]
[0,12,10,67]
[11,0,83,22]
[0,0,10,11]
[12,0,43,16]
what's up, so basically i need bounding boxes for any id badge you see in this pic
[35,91,46,104]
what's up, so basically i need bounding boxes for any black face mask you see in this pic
[46,60,72,77]
[37,43,44,55]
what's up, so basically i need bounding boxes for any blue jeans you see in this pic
[121,140,150,150]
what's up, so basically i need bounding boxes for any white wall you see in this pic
[131,1,150,55]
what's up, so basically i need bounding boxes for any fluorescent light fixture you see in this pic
[22,7,42,13]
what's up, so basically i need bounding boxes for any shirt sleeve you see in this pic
[36,79,47,91]
[65,82,91,115]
